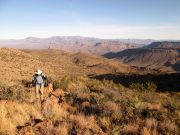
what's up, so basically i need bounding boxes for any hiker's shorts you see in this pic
[35,84,44,100]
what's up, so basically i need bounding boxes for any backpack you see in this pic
[42,74,48,87]
[32,74,48,87]
[32,75,37,87]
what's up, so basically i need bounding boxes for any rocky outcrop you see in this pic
[103,42,180,72]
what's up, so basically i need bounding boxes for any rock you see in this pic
[19,126,34,135]
[81,101,90,108]
[33,120,53,135]
[31,119,43,126]
[47,83,53,93]
[44,83,53,96]
[52,89,66,97]
[49,95,59,104]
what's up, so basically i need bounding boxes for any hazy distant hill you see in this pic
[104,41,180,72]
[114,38,154,45]
[0,36,151,54]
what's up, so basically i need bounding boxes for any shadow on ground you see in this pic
[89,73,180,92]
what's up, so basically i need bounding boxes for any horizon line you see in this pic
[0,35,180,41]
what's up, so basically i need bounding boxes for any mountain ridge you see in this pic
[0,36,155,54]
[103,41,180,72]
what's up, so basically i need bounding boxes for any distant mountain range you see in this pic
[103,41,180,72]
[1,37,179,72]
[0,36,155,54]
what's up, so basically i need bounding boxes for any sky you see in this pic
[0,0,180,40]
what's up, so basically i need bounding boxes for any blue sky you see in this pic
[0,0,180,39]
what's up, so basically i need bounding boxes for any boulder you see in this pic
[49,95,59,104]
[33,120,53,135]
[52,89,66,97]
[19,126,34,135]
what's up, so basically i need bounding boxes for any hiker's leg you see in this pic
[35,85,40,99]
[40,84,44,100]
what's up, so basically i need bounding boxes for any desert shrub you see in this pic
[140,92,160,104]
[70,114,101,134]
[55,123,69,135]
[130,82,157,92]
[0,86,8,100]
[73,91,91,104]
[103,101,122,123]
[130,83,144,91]
[157,119,178,135]
[145,82,157,92]
[98,117,111,133]
[90,92,106,104]
[52,76,76,91]
[59,76,72,90]
[0,85,27,102]
[102,79,124,91]
[116,83,125,91]
[52,80,61,90]
[86,79,125,95]
[132,97,144,109]
[49,104,68,120]
[86,79,104,93]
[163,100,177,113]
[140,107,168,122]
[141,127,157,135]
[120,124,139,135]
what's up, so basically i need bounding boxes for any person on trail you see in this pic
[32,69,47,101]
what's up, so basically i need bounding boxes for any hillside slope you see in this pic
[0,48,179,135]
[0,48,133,86]
[104,42,180,72]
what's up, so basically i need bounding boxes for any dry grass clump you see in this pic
[0,117,15,135]
[0,100,41,135]
[55,123,69,135]
[47,104,68,120]
[141,127,157,135]
[98,117,111,133]
[103,101,122,122]
[120,124,139,135]
[69,114,102,134]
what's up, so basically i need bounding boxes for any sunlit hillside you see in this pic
[0,48,179,135]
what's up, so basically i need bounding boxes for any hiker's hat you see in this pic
[35,69,42,75]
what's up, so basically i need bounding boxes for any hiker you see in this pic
[32,69,47,101]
